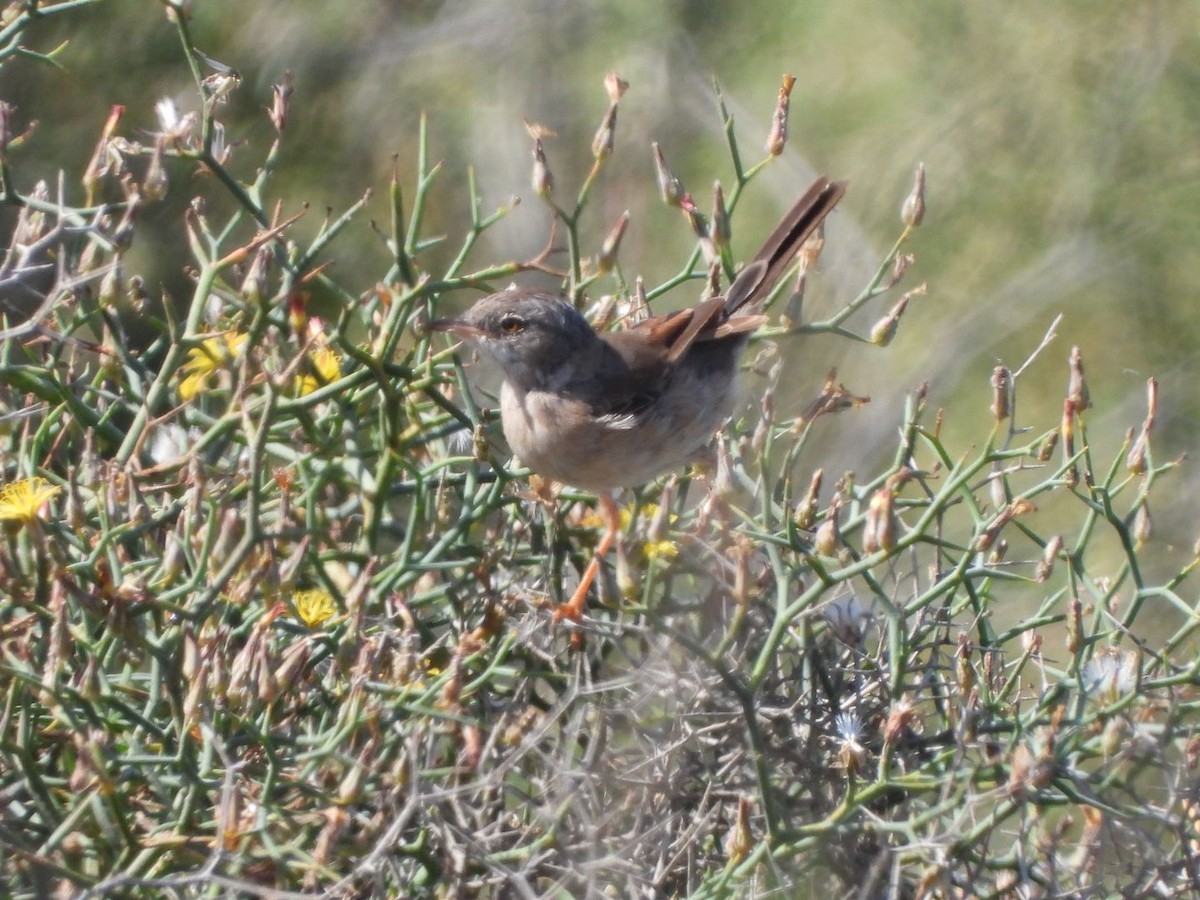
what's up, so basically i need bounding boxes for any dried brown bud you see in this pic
[813,498,842,556]
[98,261,122,309]
[287,290,307,336]
[143,136,169,202]
[765,73,796,157]
[1036,534,1063,582]
[870,296,909,347]
[1124,427,1146,476]
[797,221,827,275]
[1036,430,1059,462]
[704,259,721,299]
[955,633,976,695]
[881,697,917,747]
[725,796,754,864]
[863,485,897,554]
[710,181,730,254]
[1132,503,1152,549]
[241,244,271,304]
[596,210,630,274]
[1061,399,1078,486]
[681,193,708,240]
[1126,377,1158,474]
[990,365,1012,421]
[652,142,685,207]
[592,103,617,160]
[1066,595,1082,654]
[901,162,926,228]
[872,284,924,346]
[604,71,629,104]
[988,462,1007,511]
[531,136,553,199]
[794,468,823,530]
[0,100,13,157]
[82,105,125,205]
[1067,345,1091,411]
[269,71,294,133]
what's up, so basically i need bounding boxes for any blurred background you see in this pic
[6,0,1199,561]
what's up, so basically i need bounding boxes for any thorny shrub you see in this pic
[1,4,1198,898]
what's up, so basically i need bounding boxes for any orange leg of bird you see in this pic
[554,492,621,623]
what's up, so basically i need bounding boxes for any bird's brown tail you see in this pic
[723,175,846,316]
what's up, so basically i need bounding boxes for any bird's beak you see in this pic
[423,317,484,340]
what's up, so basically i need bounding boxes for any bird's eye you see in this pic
[498,314,525,334]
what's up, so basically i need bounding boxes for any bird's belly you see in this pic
[500,372,737,491]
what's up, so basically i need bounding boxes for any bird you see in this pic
[427,175,845,623]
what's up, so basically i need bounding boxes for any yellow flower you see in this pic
[0,477,60,525]
[642,538,679,562]
[293,346,341,396]
[292,589,337,628]
[177,331,248,401]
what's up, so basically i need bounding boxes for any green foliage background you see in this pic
[9,1,1198,541]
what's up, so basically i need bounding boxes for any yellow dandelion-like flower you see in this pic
[177,331,249,401]
[293,346,341,397]
[0,477,61,525]
[292,589,337,629]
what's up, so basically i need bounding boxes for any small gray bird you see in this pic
[428,176,845,621]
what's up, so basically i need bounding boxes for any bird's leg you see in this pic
[554,492,621,623]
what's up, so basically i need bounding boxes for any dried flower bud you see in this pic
[1126,377,1158,474]
[0,100,13,157]
[870,295,909,347]
[98,261,122,309]
[704,259,721,299]
[987,538,1008,565]
[287,290,307,336]
[1066,595,1082,654]
[955,633,976,694]
[596,210,630,274]
[796,221,826,274]
[794,468,823,530]
[531,137,553,199]
[1036,534,1063,583]
[616,538,637,601]
[143,136,169,202]
[682,193,708,241]
[1061,399,1078,487]
[710,181,730,254]
[269,71,294,133]
[765,73,796,157]
[1022,629,1043,656]
[901,162,926,228]
[1101,717,1127,757]
[1132,503,1152,549]
[990,365,1012,421]
[988,462,1007,511]
[82,105,125,204]
[881,697,916,748]
[1035,430,1059,462]
[883,252,913,291]
[1124,427,1146,475]
[1067,345,1091,411]
[813,498,842,557]
[592,103,617,160]
[725,797,754,865]
[862,485,897,553]
[652,142,685,207]
[604,71,629,104]
[241,244,271,304]
[874,284,924,347]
